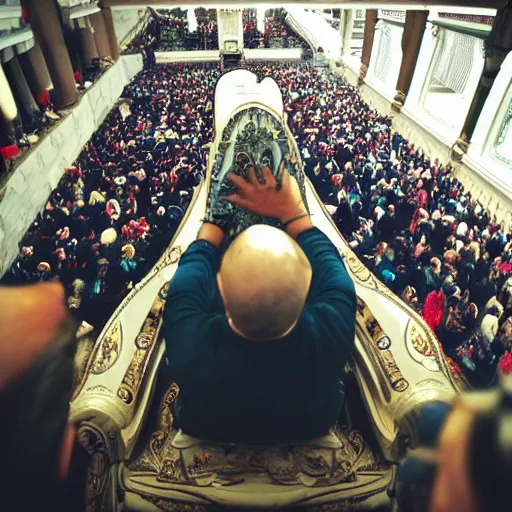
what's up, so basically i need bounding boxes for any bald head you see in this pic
[218,225,312,341]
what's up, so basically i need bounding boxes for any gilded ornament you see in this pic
[85,385,113,395]
[78,424,110,512]
[343,249,373,284]
[161,245,182,268]
[356,298,409,394]
[409,322,435,357]
[90,319,122,375]
[117,283,168,407]
[150,383,180,465]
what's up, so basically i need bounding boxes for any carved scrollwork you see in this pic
[77,424,110,512]
[157,245,182,271]
[155,429,371,489]
[356,298,409,396]
[139,495,208,512]
[341,248,374,285]
[150,383,180,465]
[117,283,168,406]
[90,319,122,375]
[85,385,113,395]
[409,322,435,358]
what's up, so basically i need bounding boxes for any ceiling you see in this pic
[105,0,507,9]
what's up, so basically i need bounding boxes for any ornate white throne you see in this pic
[70,71,462,511]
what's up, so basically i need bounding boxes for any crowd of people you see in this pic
[131,7,310,53]
[242,9,263,49]
[243,9,311,51]
[155,8,219,52]
[2,64,218,328]
[273,64,512,386]
[2,44,511,385]
[265,13,309,50]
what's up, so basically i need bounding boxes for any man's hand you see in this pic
[223,163,307,223]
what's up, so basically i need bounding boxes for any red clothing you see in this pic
[36,90,51,109]
[0,144,19,160]
[423,290,444,333]
[499,352,512,375]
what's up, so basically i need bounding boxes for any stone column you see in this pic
[90,11,112,59]
[0,64,20,164]
[342,10,354,57]
[77,17,100,66]
[102,7,120,61]
[358,10,378,86]
[22,0,78,109]
[18,36,53,100]
[62,16,84,75]
[391,10,429,115]
[452,1,512,161]
[339,10,346,56]
[3,57,41,126]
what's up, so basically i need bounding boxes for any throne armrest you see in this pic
[351,299,456,462]
[71,182,208,461]
[70,283,167,459]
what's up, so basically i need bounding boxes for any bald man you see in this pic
[164,167,356,445]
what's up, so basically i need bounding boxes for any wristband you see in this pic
[283,213,310,229]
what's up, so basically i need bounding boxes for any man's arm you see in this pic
[297,227,355,305]
[297,227,356,353]
[197,222,224,248]
[163,223,223,375]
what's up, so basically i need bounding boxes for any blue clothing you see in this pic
[164,227,356,445]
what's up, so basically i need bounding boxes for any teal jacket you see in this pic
[164,227,356,445]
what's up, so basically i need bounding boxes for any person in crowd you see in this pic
[164,165,356,444]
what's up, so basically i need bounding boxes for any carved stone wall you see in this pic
[0,54,143,277]
[112,7,144,45]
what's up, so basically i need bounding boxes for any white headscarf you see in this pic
[457,222,468,237]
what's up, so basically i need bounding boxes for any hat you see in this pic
[72,279,86,293]
[89,190,105,205]
[114,176,127,186]
[21,246,34,257]
[101,228,117,245]
[122,244,136,260]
